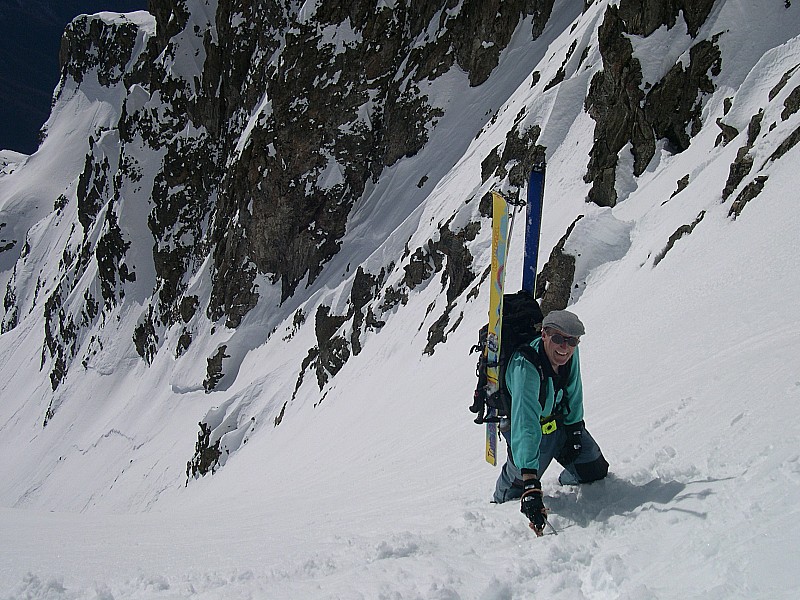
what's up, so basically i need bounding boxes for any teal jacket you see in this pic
[506,337,584,474]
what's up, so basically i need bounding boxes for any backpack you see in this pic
[469,290,545,425]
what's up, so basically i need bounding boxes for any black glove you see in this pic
[557,421,584,465]
[520,478,547,535]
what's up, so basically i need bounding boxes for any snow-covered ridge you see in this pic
[92,10,156,31]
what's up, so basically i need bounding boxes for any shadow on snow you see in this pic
[547,473,733,529]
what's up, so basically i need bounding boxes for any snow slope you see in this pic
[1,1,800,598]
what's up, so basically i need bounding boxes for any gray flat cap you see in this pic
[542,310,585,337]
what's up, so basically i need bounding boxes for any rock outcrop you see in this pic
[13,1,559,393]
[584,0,718,207]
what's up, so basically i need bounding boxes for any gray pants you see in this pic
[493,425,608,503]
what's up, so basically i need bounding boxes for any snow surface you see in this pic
[1,1,800,599]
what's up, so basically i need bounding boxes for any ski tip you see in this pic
[530,161,546,174]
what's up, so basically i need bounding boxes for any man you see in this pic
[493,309,609,535]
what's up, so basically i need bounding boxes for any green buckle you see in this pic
[541,419,557,435]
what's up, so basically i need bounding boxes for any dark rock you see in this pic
[747,109,764,146]
[616,0,715,38]
[422,220,481,355]
[1,287,17,333]
[179,296,200,324]
[404,246,440,291]
[671,174,690,198]
[76,140,110,232]
[535,216,583,314]
[380,285,409,312]
[293,347,318,400]
[95,201,135,308]
[715,118,739,147]
[274,402,287,427]
[203,345,230,392]
[175,329,192,357]
[722,148,754,201]
[766,124,800,164]
[186,422,222,481]
[58,14,140,88]
[498,125,545,191]
[478,191,494,218]
[723,96,733,114]
[350,267,381,356]
[653,211,705,266]
[768,66,800,101]
[313,305,350,388]
[644,38,722,153]
[728,176,769,219]
[424,309,451,356]
[446,222,481,300]
[781,84,800,120]
[544,39,576,91]
[206,0,556,318]
[722,110,764,200]
[450,0,556,87]
[584,3,720,207]
[584,6,649,207]
[283,309,306,342]
[544,67,566,91]
[149,135,218,327]
[482,146,503,183]
[133,307,159,365]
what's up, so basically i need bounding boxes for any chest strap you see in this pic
[514,344,570,420]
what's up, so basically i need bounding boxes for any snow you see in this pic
[316,152,346,191]
[93,11,156,34]
[562,208,633,304]
[318,21,363,56]
[628,19,692,88]
[0,150,28,172]
[297,0,322,25]
[0,77,123,278]
[1,1,800,599]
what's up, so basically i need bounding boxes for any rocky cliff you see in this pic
[1,0,798,497]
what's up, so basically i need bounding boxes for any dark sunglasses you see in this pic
[545,329,580,347]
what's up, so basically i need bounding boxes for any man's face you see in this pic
[542,327,579,371]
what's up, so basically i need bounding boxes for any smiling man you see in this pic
[492,309,609,535]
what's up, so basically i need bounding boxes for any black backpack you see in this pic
[469,290,544,424]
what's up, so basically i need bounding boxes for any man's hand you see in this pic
[520,478,548,536]
[557,420,584,465]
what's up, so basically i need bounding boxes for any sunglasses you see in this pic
[545,329,580,347]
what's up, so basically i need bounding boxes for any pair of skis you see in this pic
[485,164,546,466]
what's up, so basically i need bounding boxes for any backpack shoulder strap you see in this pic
[513,344,548,411]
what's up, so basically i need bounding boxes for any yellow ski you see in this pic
[485,192,510,465]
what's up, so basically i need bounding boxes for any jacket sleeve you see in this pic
[561,347,584,425]
[507,351,545,474]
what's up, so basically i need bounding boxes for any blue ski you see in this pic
[522,163,546,294]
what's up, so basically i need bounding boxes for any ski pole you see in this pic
[545,518,559,535]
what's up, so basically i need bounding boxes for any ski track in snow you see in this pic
[0,469,779,599]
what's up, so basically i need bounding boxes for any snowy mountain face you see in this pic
[1,0,800,596]
[1,0,572,489]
